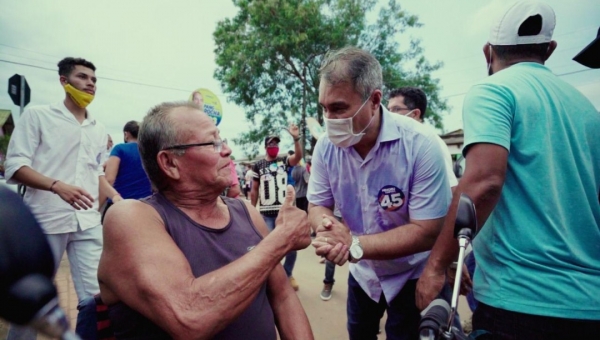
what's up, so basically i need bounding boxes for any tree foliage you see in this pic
[214,0,447,158]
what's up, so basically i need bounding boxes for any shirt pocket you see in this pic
[81,142,104,170]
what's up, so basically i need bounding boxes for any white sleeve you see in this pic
[436,136,458,187]
[306,138,334,208]
[4,108,41,184]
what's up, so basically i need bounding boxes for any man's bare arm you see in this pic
[12,166,94,209]
[416,143,507,309]
[358,217,444,260]
[104,156,120,185]
[99,187,310,339]
[250,178,259,206]
[288,140,303,166]
[426,143,506,271]
[12,166,56,191]
[244,200,313,339]
[312,213,444,261]
[99,176,121,204]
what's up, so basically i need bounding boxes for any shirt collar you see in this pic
[56,101,96,126]
[378,106,403,143]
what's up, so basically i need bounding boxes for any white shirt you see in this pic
[5,102,107,234]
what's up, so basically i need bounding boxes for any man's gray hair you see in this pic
[138,101,200,191]
[319,46,383,100]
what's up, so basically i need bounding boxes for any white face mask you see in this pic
[324,96,375,148]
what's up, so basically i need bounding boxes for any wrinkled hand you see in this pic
[312,215,351,265]
[416,266,446,311]
[287,123,300,139]
[274,185,311,251]
[446,264,473,296]
[53,181,94,210]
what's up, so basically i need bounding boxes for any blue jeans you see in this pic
[324,260,336,284]
[262,214,297,277]
[75,296,98,339]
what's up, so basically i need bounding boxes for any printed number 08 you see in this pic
[260,172,287,206]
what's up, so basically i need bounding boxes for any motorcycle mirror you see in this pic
[453,193,478,239]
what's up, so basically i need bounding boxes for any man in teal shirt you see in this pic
[416,2,600,339]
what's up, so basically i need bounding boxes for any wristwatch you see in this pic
[348,235,364,263]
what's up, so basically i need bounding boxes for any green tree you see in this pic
[214,0,447,158]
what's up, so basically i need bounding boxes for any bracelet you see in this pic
[50,180,60,194]
[293,136,301,142]
[449,261,458,269]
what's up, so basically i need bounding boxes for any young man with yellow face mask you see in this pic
[4,57,121,339]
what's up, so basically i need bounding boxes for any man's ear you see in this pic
[59,76,68,86]
[482,43,492,64]
[413,109,423,121]
[157,151,181,181]
[544,40,558,61]
[370,90,382,110]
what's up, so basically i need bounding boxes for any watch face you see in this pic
[350,245,363,260]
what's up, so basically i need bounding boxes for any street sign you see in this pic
[8,74,31,112]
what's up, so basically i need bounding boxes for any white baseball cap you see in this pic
[489,1,556,46]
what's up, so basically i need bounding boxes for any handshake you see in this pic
[311,214,354,266]
[269,188,353,266]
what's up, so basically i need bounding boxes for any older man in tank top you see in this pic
[98,101,313,339]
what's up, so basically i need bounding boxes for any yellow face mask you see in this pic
[64,84,94,108]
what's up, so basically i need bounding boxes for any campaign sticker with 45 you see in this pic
[377,185,405,211]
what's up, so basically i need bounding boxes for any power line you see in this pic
[1,58,596,102]
[0,58,204,94]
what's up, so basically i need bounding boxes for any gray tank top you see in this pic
[108,194,276,340]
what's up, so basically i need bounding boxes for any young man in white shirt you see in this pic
[4,57,121,339]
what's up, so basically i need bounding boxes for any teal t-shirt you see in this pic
[463,62,600,319]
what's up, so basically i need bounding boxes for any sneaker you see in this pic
[289,276,299,291]
[320,283,333,301]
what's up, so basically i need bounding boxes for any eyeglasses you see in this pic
[162,138,228,153]
[388,106,412,113]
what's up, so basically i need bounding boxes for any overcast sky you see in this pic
[1,0,599,159]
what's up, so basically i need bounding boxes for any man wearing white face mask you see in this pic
[307,46,452,340]
[388,87,458,190]
[4,57,120,339]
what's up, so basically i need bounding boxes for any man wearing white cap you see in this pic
[416,1,600,338]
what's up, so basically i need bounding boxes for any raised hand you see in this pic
[274,185,311,251]
[287,123,300,139]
